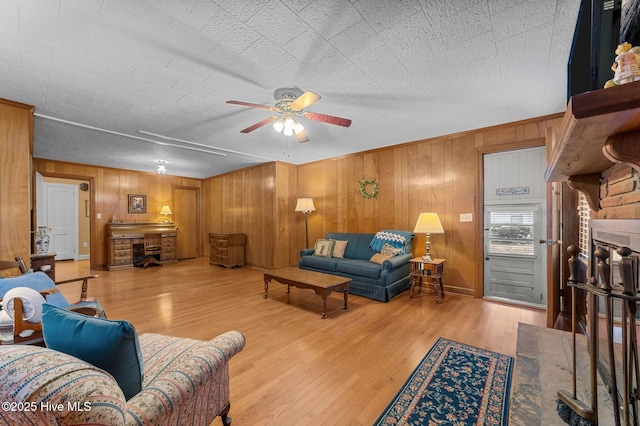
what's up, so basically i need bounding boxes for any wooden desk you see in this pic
[106,223,177,270]
[410,258,446,303]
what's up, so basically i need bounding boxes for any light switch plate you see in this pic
[460,213,473,222]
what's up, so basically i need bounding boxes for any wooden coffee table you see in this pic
[263,267,350,319]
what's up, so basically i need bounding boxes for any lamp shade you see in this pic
[159,205,172,215]
[413,213,444,234]
[295,198,316,213]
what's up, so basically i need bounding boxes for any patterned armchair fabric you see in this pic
[0,331,246,425]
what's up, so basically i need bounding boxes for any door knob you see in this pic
[539,239,562,245]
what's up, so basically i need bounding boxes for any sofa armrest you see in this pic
[126,331,246,424]
[382,253,413,269]
[300,248,314,256]
[208,330,246,357]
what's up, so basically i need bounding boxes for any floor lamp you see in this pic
[413,212,444,261]
[295,198,316,248]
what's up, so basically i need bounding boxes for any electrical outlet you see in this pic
[97,213,101,219]
[83,242,88,247]
[460,213,473,222]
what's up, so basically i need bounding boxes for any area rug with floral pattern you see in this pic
[374,337,514,426]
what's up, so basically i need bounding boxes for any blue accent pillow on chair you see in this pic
[41,304,144,400]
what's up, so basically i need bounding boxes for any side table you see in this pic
[30,253,56,281]
[409,258,446,303]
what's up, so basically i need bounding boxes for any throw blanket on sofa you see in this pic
[370,230,414,254]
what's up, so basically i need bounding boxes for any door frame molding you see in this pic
[34,171,97,269]
[476,137,554,323]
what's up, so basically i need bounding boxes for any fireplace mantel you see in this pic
[545,80,640,211]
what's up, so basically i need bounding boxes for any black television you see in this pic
[567,0,622,100]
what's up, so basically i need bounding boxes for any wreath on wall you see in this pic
[359,179,379,199]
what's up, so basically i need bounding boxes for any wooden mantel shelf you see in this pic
[545,80,640,184]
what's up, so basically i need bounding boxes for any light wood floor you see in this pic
[55,258,546,426]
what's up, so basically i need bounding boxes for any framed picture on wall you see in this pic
[128,194,147,213]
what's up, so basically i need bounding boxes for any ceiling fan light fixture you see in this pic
[272,119,284,133]
[293,121,304,134]
[283,117,296,136]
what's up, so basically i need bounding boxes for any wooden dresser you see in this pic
[209,233,245,268]
[106,223,178,270]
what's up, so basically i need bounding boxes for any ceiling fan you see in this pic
[226,88,352,143]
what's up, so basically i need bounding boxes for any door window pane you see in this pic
[488,211,534,255]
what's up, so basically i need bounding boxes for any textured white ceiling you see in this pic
[0,0,581,178]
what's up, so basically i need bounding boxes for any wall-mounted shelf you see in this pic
[546,80,640,182]
[545,81,640,210]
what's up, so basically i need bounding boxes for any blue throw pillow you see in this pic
[41,304,144,400]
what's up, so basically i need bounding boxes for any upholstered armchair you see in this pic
[0,329,246,425]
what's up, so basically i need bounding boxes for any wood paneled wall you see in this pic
[32,158,202,269]
[30,113,565,297]
[298,114,564,296]
[203,161,299,269]
[0,99,33,274]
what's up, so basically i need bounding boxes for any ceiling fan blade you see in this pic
[295,129,310,143]
[291,91,321,110]
[240,116,278,133]
[226,100,276,111]
[303,111,352,127]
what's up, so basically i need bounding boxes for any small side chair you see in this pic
[0,258,103,344]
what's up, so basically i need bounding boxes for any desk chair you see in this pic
[0,258,103,344]
[136,234,163,269]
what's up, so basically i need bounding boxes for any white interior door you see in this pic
[44,184,78,260]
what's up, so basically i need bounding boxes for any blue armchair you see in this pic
[0,268,103,344]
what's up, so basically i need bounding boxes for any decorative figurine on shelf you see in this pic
[605,42,640,88]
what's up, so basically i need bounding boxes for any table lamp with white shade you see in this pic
[159,205,173,222]
[413,212,444,261]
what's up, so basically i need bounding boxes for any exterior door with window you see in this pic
[483,147,547,307]
[484,206,544,305]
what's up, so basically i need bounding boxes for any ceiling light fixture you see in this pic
[272,113,304,137]
[156,160,167,174]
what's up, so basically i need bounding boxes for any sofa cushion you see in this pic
[0,272,69,309]
[369,253,391,264]
[313,239,335,257]
[42,304,144,400]
[325,233,378,260]
[299,255,338,272]
[331,240,348,258]
[380,243,401,257]
[336,259,382,279]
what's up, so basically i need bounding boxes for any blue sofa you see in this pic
[299,232,413,302]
